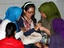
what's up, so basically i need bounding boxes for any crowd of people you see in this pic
[0,1,64,48]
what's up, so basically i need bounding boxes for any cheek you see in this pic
[26,14,31,18]
[41,14,44,17]
[28,15,32,18]
[28,14,33,18]
[41,14,47,18]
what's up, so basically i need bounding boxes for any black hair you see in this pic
[21,1,37,26]
[5,22,16,38]
[0,19,2,24]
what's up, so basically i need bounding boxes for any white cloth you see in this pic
[0,19,23,40]
[15,31,23,39]
[0,19,11,40]
[0,19,42,45]
[21,32,42,45]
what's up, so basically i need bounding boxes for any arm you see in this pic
[15,30,23,39]
[24,23,42,36]
[24,28,36,36]
[39,26,51,35]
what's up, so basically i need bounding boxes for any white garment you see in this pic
[0,19,42,45]
[0,19,23,40]
[15,31,23,39]
[0,19,11,40]
[22,21,42,45]
[21,32,42,45]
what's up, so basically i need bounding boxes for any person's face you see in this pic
[24,7,35,19]
[40,12,47,18]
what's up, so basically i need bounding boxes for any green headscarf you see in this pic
[38,1,61,21]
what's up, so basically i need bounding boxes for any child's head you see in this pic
[5,22,16,38]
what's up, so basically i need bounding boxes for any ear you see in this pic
[24,10,26,13]
[14,31,16,34]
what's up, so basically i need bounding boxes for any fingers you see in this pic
[20,27,27,32]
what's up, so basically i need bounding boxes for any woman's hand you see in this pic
[39,26,45,31]
[34,42,42,48]
[39,26,51,35]
[20,27,27,32]
[34,23,41,31]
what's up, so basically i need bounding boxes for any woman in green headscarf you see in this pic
[38,1,61,35]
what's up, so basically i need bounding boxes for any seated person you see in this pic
[0,22,24,48]
[38,1,61,45]
[49,18,64,48]
[0,6,22,40]
[16,1,50,48]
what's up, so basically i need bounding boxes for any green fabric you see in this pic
[38,1,61,35]
[38,1,61,21]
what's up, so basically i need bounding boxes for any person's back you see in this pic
[0,6,22,40]
[0,37,24,48]
[0,22,24,48]
[49,18,64,48]
[49,34,64,48]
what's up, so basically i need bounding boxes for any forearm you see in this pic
[40,27,51,35]
[24,28,35,36]
[43,27,51,35]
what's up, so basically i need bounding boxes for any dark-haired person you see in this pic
[38,1,61,44]
[0,22,24,48]
[16,1,50,48]
[0,19,2,24]
[0,6,23,40]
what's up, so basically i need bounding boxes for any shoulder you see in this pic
[17,17,24,23]
[15,40,24,46]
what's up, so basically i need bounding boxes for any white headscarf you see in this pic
[0,19,11,40]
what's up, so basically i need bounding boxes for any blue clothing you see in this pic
[4,6,22,22]
[4,6,22,32]
[16,17,35,36]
